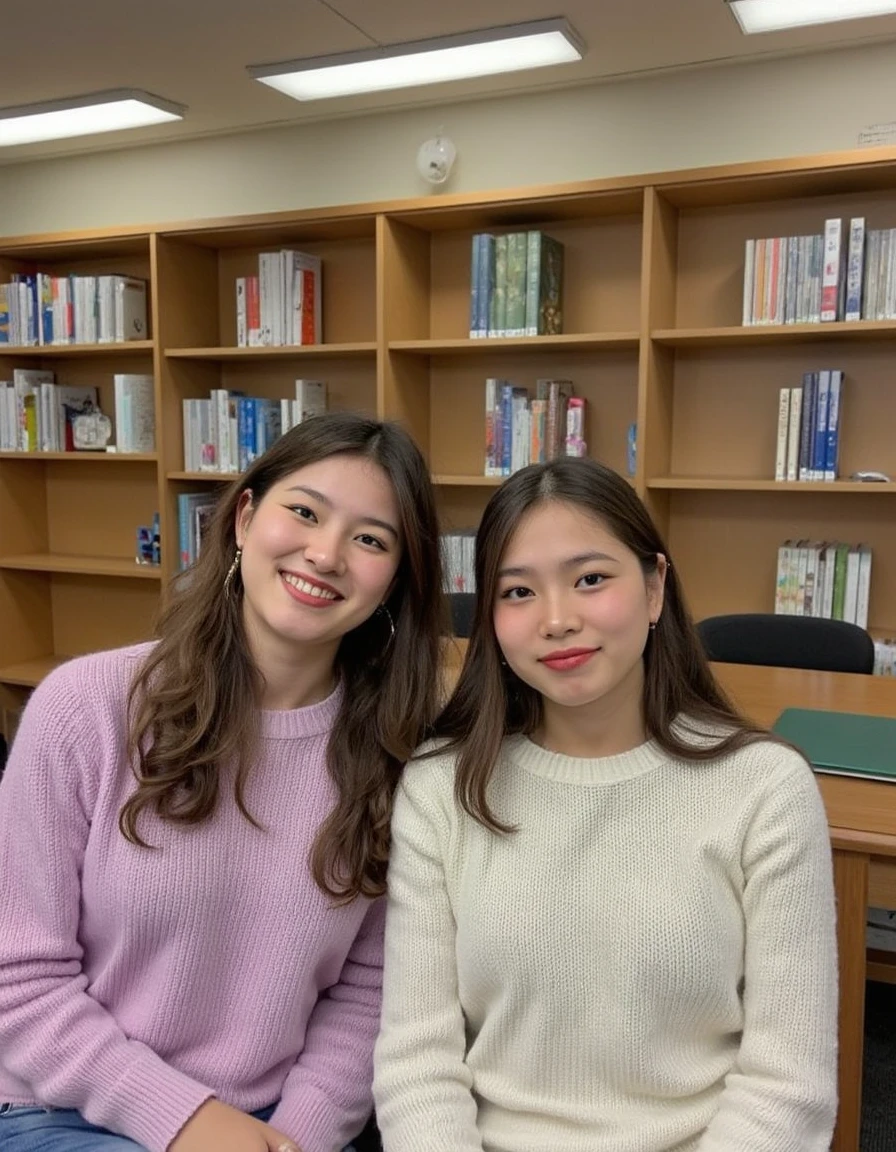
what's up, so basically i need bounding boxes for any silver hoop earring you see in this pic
[377,603,396,644]
[223,548,242,599]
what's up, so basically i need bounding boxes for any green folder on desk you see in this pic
[773,708,896,783]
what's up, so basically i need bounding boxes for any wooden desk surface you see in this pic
[441,640,896,848]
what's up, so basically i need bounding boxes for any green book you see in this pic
[773,708,896,783]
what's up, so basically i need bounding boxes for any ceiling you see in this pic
[3,0,896,166]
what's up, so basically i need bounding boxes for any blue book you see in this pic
[824,370,842,481]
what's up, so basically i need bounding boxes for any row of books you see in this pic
[743,217,896,326]
[182,380,327,473]
[468,231,564,339]
[235,250,322,347]
[773,369,842,482]
[442,530,475,594]
[773,540,871,628]
[0,274,148,346]
[484,378,585,476]
[0,368,154,454]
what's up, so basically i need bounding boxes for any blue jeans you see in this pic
[0,1103,358,1151]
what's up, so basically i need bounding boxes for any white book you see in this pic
[854,545,873,630]
[114,277,148,342]
[258,253,279,346]
[774,543,789,613]
[742,238,755,325]
[235,278,248,347]
[293,379,327,422]
[774,386,790,481]
[794,543,809,616]
[280,397,293,436]
[843,547,861,625]
[114,374,155,453]
[785,386,802,482]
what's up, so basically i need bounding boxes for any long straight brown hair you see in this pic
[122,413,445,901]
[435,457,773,833]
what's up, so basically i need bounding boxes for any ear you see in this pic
[235,490,254,549]
[647,553,668,624]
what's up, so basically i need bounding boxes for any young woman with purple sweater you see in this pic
[0,413,444,1152]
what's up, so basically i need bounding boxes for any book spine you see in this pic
[525,231,542,336]
[785,387,802,482]
[820,218,842,322]
[742,238,755,326]
[844,217,865,321]
[824,370,842,482]
[469,233,481,338]
[797,374,814,481]
[813,370,831,483]
[774,386,790,481]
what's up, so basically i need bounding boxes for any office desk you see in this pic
[441,643,896,1152]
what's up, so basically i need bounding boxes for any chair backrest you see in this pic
[447,592,477,639]
[696,613,875,674]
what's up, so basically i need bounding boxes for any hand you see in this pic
[170,1099,302,1152]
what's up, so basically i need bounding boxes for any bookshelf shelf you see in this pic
[647,478,896,493]
[0,554,162,579]
[0,452,157,463]
[651,323,896,348]
[0,655,68,688]
[168,471,237,482]
[389,334,640,355]
[0,341,154,357]
[165,343,377,361]
[431,474,506,487]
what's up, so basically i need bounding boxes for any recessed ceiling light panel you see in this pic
[727,0,896,34]
[248,18,585,101]
[0,89,185,147]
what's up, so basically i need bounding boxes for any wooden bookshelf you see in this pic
[3,145,896,695]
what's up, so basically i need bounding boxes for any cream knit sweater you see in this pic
[374,731,838,1152]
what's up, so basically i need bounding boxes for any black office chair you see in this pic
[696,613,875,674]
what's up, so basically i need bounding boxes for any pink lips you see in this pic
[280,570,342,609]
[539,648,597,672]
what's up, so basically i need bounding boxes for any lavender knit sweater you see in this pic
[0,644,384,1152]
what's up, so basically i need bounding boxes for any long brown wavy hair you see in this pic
[122,412,445,901]
[435,457,774,833]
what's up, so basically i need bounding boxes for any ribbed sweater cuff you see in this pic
[104,1058,215,1152]
[271,1086,347,1152]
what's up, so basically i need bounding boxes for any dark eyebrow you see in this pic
[497,551,619,578]
[285,484,400,541]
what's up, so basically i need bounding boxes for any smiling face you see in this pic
[235,453,402,672]
[493,499,666,751]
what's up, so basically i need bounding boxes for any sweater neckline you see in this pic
[260,680,343,739]
[506,732,668,786]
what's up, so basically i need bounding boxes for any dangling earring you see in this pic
[648,620,657,631]
[223,548,242,599]
[377,603,396,644]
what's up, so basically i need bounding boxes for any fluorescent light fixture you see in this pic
[0,89,185,147]
[248,18,585,101]
[727,0,896,34]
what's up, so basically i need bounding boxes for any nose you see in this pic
[303,529,346,576]
[538,593,581,639]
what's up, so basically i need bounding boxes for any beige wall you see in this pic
[3,38,896,234]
